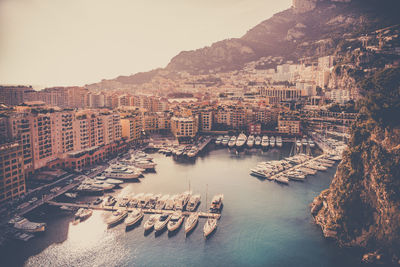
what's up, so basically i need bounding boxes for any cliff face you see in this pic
[311,68,400,263]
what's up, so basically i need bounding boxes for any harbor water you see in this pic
[2,144,362,267]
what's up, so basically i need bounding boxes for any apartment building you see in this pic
[171,116,198,139]
[121,115,142,143]
[0,142,26,203]
[199,110,213,132]
[259,87,302,104]
[278,112,301,134]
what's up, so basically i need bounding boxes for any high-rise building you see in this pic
[0,142,26,203]
[121,115,142,143]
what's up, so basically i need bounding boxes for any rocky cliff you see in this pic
[311,68,400,264]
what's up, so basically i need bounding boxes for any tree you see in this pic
[359,68,400,128]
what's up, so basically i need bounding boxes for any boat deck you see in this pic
[47,201,221,219]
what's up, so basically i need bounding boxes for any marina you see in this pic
[0,144,362,267]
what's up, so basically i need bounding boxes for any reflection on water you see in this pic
[1,145,363,267]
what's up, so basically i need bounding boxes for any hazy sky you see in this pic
[0,0,291,88]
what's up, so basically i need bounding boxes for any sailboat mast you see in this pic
[205,184,208,210]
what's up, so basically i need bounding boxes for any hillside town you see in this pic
[1,22,398,205]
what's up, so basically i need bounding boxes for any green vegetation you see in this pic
[359,68,400,128]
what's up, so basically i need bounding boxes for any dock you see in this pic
[198,137,213,152]
[47,201,221,219]
[267,154,327,181]
[16,179,81,217]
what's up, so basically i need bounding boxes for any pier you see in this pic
[197,137,213,152]
[267,154,328,181]
[47,201,221,219]
[16,178,82,217]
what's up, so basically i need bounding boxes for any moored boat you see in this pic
[209,194,224,213]
[11,217,46,233]
[186,194,201,211]
[167,211,184,232]
[255,136,262,146]
[215,136,223,145]
[125,209,144,228]
[228,136,237,148]
[203,218,217,238]
[270,136,276,148]
[144,214,159,232]
[184,212,199,234]
[106,209,128,227]
[221,135,230,146]
[261,136,269,148]
[275,174,289,185]
[103,166,141,181]
[235,133,247,148]
[276,136,283,148]
[246,135,255,148]
[155,194,169,210]
[154,213,172,232]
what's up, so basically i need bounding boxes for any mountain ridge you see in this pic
[87,0,400,88]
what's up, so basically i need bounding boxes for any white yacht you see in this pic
[164,195,177,210]
[306,163,327,171]
[261,136,269,148]
[228,136,237,148]
[221,135,230,146]
[154,213,172,232]
[215,136,223,145]
[11,217,46,233]
[286,171,306,181]
[255,136,262,146]
[155,194,169,210]
[167,211,184,232]
[175,148,184,157]
[104,178,123,185]
[187,148,198,158]
[106,210,128,227]
[246,135,255,148]
[275,174,289,185]
[298,167,317,175]
[276,136,283,148]
[250,168,267,179]
[209,194,224,213]
[186,194,201,212]
[235,133,247,148]
[270,136,276,148]
[133,160,157,170]
[125,209,144,228]
[75,208,93,222]
[144,214,159,232]
[103,166,141,181]
[185,212,199,234]
[203,218,217,238]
